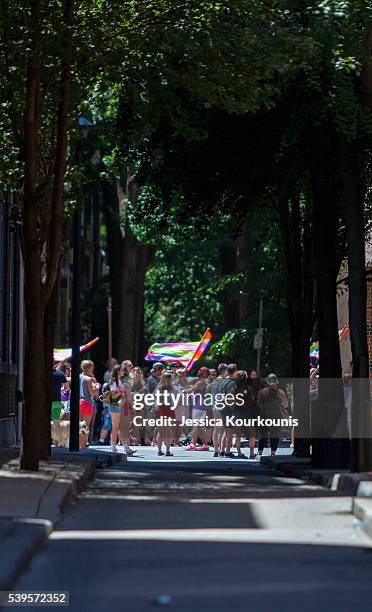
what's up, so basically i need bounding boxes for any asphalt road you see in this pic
[10,455,372,612]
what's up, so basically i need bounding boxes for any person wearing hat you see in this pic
[147,362,164,394]
[257,373,288,457]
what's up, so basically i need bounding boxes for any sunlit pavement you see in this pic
[86,442,293,464]
[13,450,372,612]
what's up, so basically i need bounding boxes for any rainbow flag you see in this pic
[310,325,349,360]
[185,328,213,371]
[145,328,212,368]
[53,337,99,363]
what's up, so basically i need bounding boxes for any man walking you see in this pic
[147,362,164,393]
[219,363,238,457]
[257,373,288,457]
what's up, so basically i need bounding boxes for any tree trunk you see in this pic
[102,180,123,359]
[339,137,372,471]
[309,129,350,469]
[19,0,74,470]
[118,230,153,363]
[103,178,153,364]
[20,274,44,470]
[278,190,313,456]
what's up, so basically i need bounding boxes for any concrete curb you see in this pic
[41,455,96,522]
[0,452,97,591]
[337,472,372,495]
[258,455,359,492]
[0,518,52,590]
[352,498,372,539]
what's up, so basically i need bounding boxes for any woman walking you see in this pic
[108,364,124,454]
[155,372,175,456]
[118,374,136,457]
[79,360,97,430]
[232,371,257,459]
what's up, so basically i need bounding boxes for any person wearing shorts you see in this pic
[109,364,136,456]
[79,360,95,429]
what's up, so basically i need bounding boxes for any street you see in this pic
[10,450,372,611]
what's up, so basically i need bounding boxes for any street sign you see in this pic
[253,328,263,350]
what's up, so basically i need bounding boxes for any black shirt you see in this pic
[52,370,67,402]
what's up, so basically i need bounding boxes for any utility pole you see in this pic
[254,299,264,376]
[69,116,93,452]
[107,296,112,367]
[69,206,81,452]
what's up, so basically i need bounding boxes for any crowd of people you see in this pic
[51,357,294,459]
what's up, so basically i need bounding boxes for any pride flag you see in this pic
[185,328,212,371]
[53,337,99,363]
[145,328,212,368]
[310,325,349,360]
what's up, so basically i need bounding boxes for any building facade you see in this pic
[0,192,24,446]
[366,237,372,377]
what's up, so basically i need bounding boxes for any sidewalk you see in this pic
[0,449,96,590]
[259,453,372,539]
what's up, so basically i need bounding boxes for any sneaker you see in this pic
[185,444,197,451]
[213,451,219,457]
[165,451,173,456]
[196,444,209,451]
[125,448,137,456]
[111,444,117,454]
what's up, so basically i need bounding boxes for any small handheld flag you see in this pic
[53,337,99,363]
